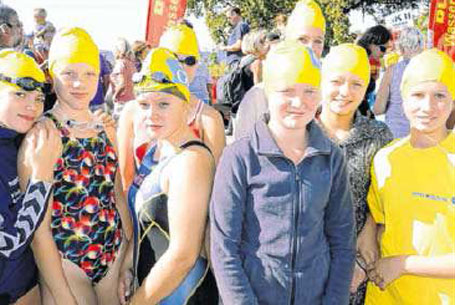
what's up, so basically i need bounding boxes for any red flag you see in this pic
[429,0,455,61]
[145,0,187,47]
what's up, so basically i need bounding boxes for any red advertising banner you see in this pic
[145,0,187,47]
[429,0,455,61]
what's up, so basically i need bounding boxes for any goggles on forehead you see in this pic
[132,71,173,85]
[0,74,50,93]
[133,71,187,101]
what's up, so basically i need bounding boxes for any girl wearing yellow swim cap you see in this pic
[117,47,218,305]
[159,23,225,160]
[0,50,61,305]
[233,0,326,140]
[317,43,393,305]
[20,27,131,305]
[364,48,455,305]
[285,0,326,58]
[211,40,355,305]
[117,24,225,194]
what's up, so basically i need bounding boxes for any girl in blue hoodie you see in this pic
[0,50,61,304]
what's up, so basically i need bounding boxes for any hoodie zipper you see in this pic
[289,165,300,305]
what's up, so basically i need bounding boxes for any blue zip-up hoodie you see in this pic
[0,127,51,302]
[210,120,356,305]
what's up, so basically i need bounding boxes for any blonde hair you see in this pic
[241,30,267,56]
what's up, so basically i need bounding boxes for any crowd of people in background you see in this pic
[0,1,454,305]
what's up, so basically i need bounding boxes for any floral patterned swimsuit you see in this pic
[46,113,122,284]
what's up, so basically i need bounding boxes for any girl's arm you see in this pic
[117,102,137,194]
[200,105,226,164]
[373,66,393,115]
[114,172,132,240]
[210,145,258,304]
[118,234,135,305]
[18,121,77,305]
[0,122,58,259]
[370,254,455,290]
[357,214,379,266]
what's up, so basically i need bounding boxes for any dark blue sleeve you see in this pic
[239,22,250,38]
[323,149,356,305]
[229,22,249,46]
[100,55,109,76]
[0,180,52,259]
[210,146,259,305]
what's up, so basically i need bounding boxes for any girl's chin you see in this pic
[412,123,442,133]
[59,98,92,110]
[283,118,312,129]
[329,105,354,115]
[13,122,33,134]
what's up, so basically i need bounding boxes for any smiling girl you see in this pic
[365,49,455,304]
[316,44,393,305]
[0,50,61,305]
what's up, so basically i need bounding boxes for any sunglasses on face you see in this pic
[177,55,197,66]
[378,45,387,52]
[0,74,50,93]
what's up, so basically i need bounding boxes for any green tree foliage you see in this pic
[186,0,425,48]
[319,0,352,46]
[414,6,429,39]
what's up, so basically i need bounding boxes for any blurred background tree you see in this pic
[187,0,425,48]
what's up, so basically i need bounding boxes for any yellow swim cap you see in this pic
[322,43,370,85]
[263,40,321,92]
[134,47,190,103]
[285,0,326,40]
[48,27,100,77]
[401,48,455,100]
[159,24,200,60]
[0,50,45,91]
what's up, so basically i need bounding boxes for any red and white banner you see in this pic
[145,0,187,47]
[429,0,455,61]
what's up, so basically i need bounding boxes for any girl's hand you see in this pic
[118,268,134,305]
[369,255,407,290]
[93,109,117,146]
[350,262,367,293]
[27,119,62,182]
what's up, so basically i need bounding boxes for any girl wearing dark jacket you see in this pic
[0,50,61,304]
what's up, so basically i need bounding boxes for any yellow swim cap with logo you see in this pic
[48,27,100,76]
[401,48,455,100]
[322,43,370,85]
[159,24,200,60]
[133,47,190,103]
[263,40,321,92]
